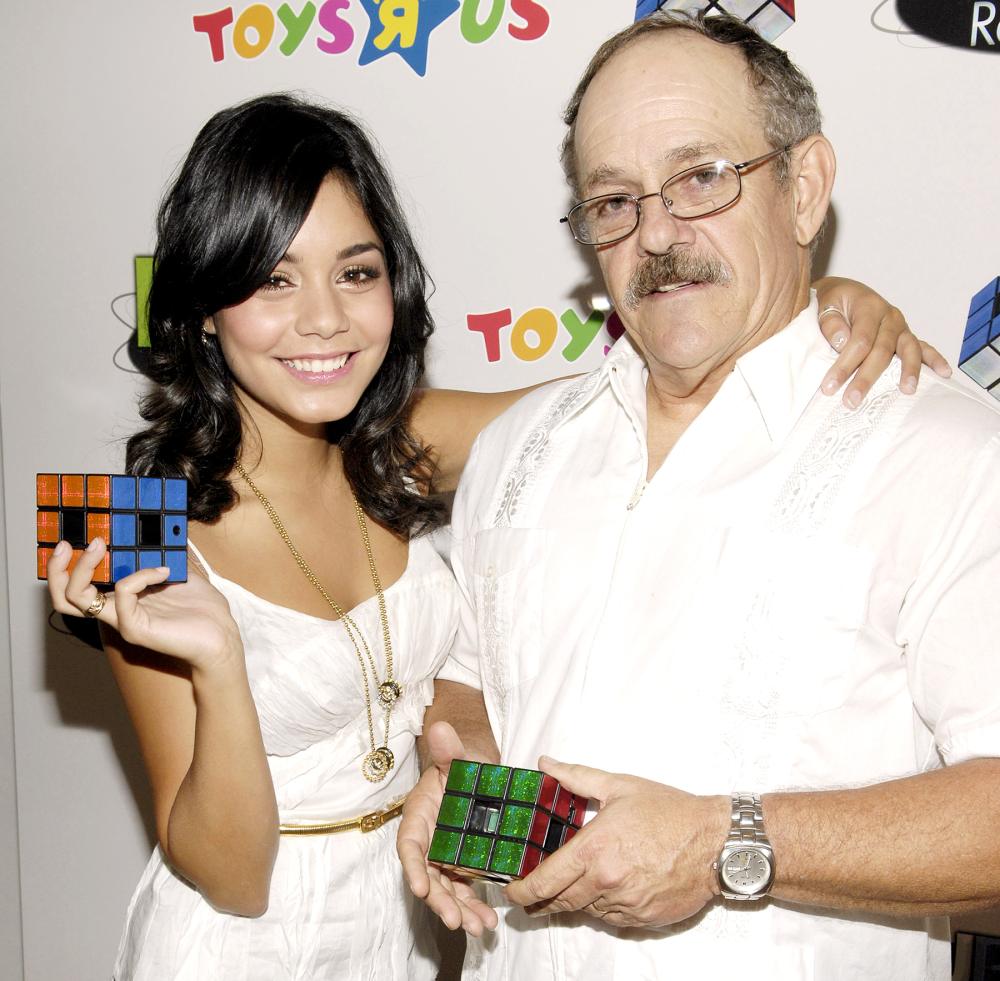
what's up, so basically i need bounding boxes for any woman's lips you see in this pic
[277,351,356,382]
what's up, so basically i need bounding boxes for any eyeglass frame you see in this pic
[560,144,793,246]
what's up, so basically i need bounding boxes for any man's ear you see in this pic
[790,134,836,249]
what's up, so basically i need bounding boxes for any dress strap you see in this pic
[185,539,217,581]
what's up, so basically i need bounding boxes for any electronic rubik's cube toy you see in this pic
[36,473,189,585]
[427,760,589,883]
[637,0,796,42]
[958,277,1000,402]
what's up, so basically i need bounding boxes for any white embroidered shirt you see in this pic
[439,298,1000,981]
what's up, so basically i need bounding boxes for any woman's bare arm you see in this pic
[413,277,948,492]
[49,541,279,916]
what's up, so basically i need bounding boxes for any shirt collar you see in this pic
[733,294,836,443]
[564,293,835,444]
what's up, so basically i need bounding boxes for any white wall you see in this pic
[1,2,998,977]
[0,404,25,980]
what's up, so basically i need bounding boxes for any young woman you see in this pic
[46,94,942,980]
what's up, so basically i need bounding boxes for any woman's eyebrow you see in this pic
[279,241,385,264]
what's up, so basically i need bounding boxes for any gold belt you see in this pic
[278,796,407,836]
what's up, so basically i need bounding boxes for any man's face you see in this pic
[574,32,806,388]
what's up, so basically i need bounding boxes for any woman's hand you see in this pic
[47,537,242,672]
[814,276,951,408]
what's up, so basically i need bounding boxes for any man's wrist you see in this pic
[713,792,775,900]
[704,794,732,898]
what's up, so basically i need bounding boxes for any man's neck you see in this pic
[642,288,811,477]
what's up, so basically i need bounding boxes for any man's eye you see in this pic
[597,195,632,216]
[687,168,723,189]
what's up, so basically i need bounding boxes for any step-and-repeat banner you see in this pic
[1,2,997,975]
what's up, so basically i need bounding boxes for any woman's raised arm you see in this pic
[46,539,279,916]
[416,277,950,492]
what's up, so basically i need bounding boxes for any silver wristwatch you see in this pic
[712,792,775,901]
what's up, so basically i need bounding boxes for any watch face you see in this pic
[720,848,772,896]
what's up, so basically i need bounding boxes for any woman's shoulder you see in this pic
[409,379,582,492]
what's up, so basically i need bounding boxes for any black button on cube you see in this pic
[468,803,501,835]
[138,512,163,547]
[61,509,86,547]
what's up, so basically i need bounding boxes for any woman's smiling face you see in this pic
[206,174,395,432]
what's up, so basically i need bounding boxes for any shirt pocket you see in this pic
[471,527,548,742]
[717,528,875,719]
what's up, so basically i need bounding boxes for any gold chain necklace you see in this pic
[235,462,402,783]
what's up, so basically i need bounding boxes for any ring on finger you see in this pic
[818,304,847,323]
[83,592,107,618]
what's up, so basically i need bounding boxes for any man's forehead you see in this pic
[581,140,729,194]
[574,32,757,189]
[583,29,751,104]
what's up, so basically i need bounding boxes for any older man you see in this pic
[403,12,1000,979]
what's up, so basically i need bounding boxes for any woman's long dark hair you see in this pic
[127,94,445,535]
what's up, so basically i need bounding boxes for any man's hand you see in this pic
[504,757,730,930]
[397,721,500,935]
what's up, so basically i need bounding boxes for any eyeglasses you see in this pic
[560,145,792,246]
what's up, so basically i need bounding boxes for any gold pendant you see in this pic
[377,680,402,708]
[362,747,395,783]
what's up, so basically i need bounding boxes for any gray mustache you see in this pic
[622,250,731,310]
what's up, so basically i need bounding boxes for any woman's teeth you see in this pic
[282,354,349,372]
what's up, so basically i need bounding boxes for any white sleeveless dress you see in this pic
[113,533,459,980]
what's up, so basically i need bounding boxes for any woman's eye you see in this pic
[259,274,291,293]
[341,265,381,286]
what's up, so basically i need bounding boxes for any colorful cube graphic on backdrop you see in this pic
[958,277,1000,402]
[427,760,588,883]
[36,474,188,585]
[135,256,154,349]
[636,0,796,41]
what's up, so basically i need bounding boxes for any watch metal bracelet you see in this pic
[728,792,769,847]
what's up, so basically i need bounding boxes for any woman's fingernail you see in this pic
[86,537,101,552]
[831,332,848,351]
[821,376,839,395]
[845,389,862,409]
[901,376,917,394]
[54,541,68,557]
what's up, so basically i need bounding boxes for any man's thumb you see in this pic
[427,720,466,772]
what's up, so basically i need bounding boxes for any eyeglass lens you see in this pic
[570,161,741,245]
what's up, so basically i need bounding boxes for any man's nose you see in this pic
[634,191,695,255]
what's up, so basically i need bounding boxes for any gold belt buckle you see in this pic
[278,795,407,836]
[360,812,383,833]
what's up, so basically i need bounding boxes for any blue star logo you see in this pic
[635,0,664,19]
[358,0,461,77]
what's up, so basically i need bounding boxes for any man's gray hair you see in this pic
[560,11,823,196]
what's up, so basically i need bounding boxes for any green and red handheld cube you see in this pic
[428,760,588,883]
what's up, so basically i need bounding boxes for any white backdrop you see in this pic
[2,2,998,978]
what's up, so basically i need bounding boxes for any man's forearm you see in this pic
[763,757,1000,916]
[419,679,499,769]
